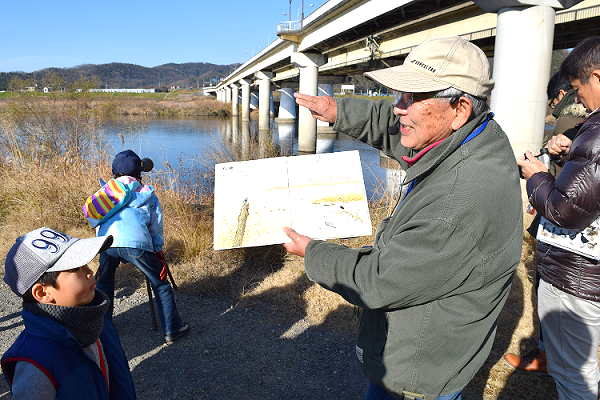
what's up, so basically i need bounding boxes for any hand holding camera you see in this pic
[518,148,551,180]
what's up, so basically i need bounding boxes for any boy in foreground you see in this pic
[1,228,136,399]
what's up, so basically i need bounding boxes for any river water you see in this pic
[100,116,403,200]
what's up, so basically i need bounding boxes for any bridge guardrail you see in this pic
[278,21,302,33]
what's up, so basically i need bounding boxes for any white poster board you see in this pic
[213,150,372,250]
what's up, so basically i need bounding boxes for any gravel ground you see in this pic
[0,269,562,400]
[0,282,367,399]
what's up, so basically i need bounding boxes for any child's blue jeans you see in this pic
[97,247,183,336]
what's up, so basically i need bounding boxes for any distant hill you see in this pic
[0,62,241,91]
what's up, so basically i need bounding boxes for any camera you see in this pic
[141,157,154,172]
[519,148,551,179]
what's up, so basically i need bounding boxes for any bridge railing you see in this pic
[555,3,600,23]
[277,20,302,34]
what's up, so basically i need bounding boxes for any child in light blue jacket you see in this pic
[96,150,189,344]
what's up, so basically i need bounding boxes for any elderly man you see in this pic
[517,36,600,400]
[284,35,523,400]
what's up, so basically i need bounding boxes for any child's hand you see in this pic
[155,250,168,281]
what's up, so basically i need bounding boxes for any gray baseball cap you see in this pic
[3,228,113,296]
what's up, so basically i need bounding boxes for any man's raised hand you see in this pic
[294,93,337,123]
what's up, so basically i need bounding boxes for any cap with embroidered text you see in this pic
[364,35,494,98]
[3,228,113,296]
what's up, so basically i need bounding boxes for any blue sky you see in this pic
[1,0,329,73]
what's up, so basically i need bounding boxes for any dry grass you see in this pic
[0,91,232,118]
[90,94,232,117]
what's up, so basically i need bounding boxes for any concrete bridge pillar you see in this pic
[255,71,274,132]
[224,116,232,142]
[488,5,555,156]
[473,0,583,156]
[231,115,240,146]
[291,52,327,154]
[231,83,240,116]
[239,79,252,122]
[225,86,232,103]
[473,0,581,221]
[317,133,337,153]
[278,122,295,156]
[250,91,259,110]
[241,120,251,159]
[317,83,334,133]
[277,88,296,121]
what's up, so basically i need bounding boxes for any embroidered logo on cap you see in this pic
[410,59,436,73]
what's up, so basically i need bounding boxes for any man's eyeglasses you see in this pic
[393,91,462,107]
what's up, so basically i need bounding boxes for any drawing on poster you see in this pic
[537,216,600,260]
[213,150,372,250]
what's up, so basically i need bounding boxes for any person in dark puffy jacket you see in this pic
[517,36,600,400]
[504,70,589,375]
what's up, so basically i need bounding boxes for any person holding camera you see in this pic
[504,70,588,375]
[516,36,600,400]
[284,35,523,400]
[95,150,189,344]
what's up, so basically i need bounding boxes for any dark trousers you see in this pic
[97,247,182,335]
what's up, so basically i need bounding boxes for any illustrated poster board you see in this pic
[213,150,372,250]
[537,216,600,260]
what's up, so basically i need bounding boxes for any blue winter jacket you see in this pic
[97,177,164,252]
[1,311,136,400]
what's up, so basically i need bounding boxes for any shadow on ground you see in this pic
[0,247,562,399]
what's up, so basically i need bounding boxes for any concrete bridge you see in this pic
[214,0,600,155]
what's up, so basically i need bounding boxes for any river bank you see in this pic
[0,90,236,118]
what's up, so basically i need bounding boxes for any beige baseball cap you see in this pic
[364,35,494,98]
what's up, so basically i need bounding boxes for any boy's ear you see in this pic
[31,283,56,304]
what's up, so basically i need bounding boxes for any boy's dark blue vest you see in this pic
[1,311,136,400]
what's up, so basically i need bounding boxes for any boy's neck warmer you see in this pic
[23,290,109,347]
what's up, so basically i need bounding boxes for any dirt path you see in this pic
[0,284,366,399]
[0,273,559,399]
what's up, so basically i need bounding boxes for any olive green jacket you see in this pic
[304,97,523,399]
